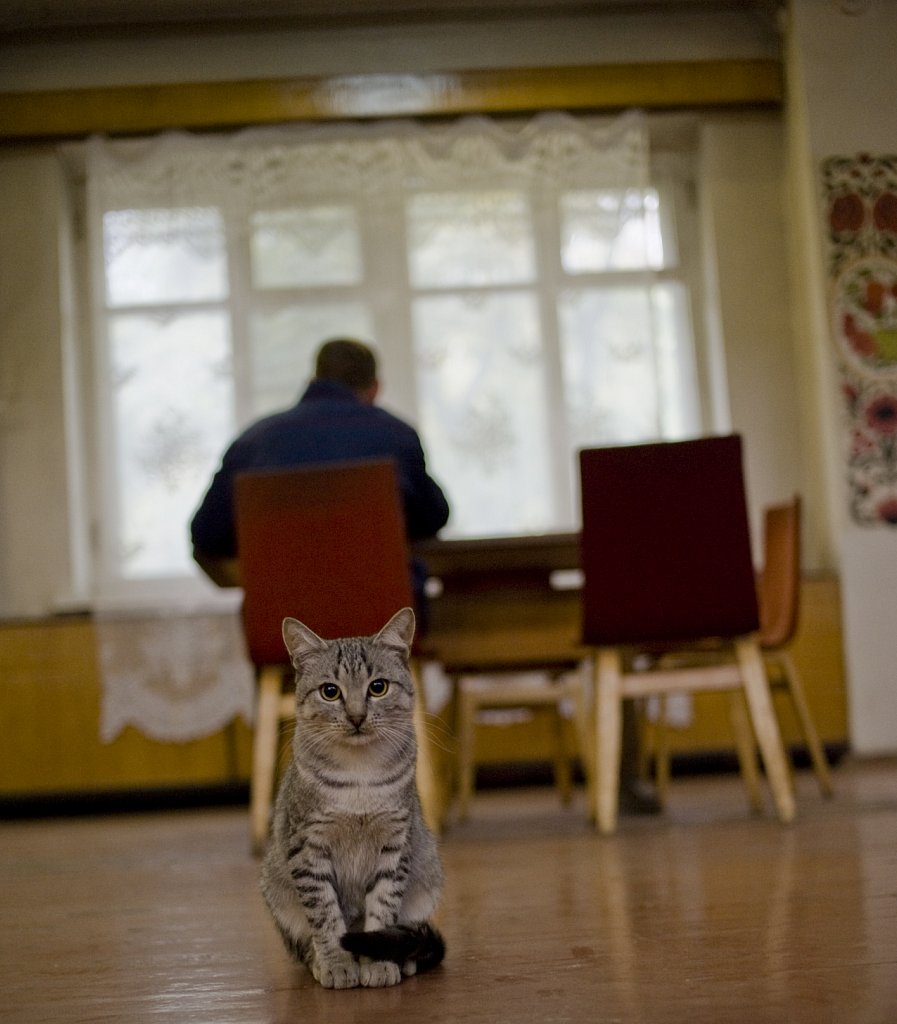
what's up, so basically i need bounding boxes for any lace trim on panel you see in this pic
[97,611,255,743]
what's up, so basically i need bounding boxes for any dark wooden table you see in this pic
[413,532,586,673]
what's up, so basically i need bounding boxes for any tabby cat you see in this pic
[260,606,445,989]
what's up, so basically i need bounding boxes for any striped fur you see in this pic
[260,607,444,989]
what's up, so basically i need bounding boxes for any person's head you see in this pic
[314,338,379,404]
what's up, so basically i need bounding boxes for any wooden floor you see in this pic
[2,759,896,1024]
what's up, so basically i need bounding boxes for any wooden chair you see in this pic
[234,459,441,853]
[454,664,591,822]
[416,536,592,821]
[578,435,796,834]
[757,495,833,796]
[646,495,833,804]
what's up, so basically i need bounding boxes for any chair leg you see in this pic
[568,668,595,815]
[774,651,834,798]
[250,664,286,856]
[594,648,624,835]
[654,696,671,808]
[411,658,445,836]
[446,673,463,799]
[735,638,796,825]
[727,691,764,813]
[456,682,477,823]
[551,699,573,806]
[637,701,654,783]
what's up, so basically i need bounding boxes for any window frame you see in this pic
[80,124,707,610]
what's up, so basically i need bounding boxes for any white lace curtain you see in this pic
[87,111,649,233]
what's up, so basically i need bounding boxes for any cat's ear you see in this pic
[375,606,416,657]
[282,617,328,666]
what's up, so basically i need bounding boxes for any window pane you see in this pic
[558,283,698,449]
[407,191,535,287]
[560,188,665,272]
[251,206,363,288]
[108,311,234,578]
[649,282,701,438]
[249,302,372,416]
[412,291,552,536]
[103,208,228,306]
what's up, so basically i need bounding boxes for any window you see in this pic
[85,113,702,605]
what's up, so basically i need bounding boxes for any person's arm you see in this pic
[189,443,243,585]
[400,433,451,540]
[193,549,242,588]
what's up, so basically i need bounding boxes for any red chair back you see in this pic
[579,435,759,646]
[234,460,414,666]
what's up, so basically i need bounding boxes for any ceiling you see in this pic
[0,0,780,38]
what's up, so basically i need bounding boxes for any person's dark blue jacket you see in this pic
[190,377,450,562]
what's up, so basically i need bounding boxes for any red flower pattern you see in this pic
[873,192,897,233]
[843,313,877,357]
[876,498,897,525]
[863,279,886,315]
[830,192,865,232]
[865,394,897,434]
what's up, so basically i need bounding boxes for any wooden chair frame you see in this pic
[646,495,832,805]
[454,665,592,821]
[578,436,797,834]
[592,639,795,833]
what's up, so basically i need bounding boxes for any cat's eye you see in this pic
[368,679,390,698]
[319,683,342,702]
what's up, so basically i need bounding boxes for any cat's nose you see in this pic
[347,713,366,732]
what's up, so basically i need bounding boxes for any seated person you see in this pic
[190,337,450,618]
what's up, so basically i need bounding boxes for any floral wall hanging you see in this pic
[823,153,897,526]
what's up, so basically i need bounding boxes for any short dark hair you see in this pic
[314,338,378,391]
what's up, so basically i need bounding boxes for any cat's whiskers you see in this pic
[371,717,416,754]
[415,714,456,757]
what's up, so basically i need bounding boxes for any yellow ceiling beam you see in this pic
[0,60,782,141]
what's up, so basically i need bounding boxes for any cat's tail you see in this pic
[340,922,446,973]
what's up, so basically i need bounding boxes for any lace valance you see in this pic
[87,110,648,231]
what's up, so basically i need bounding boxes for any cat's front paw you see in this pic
[360,958,402,988]
[313,952,361,989]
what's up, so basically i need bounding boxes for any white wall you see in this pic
[787,0,897,755]
[0,149,78,615]
[698,114,805,563]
